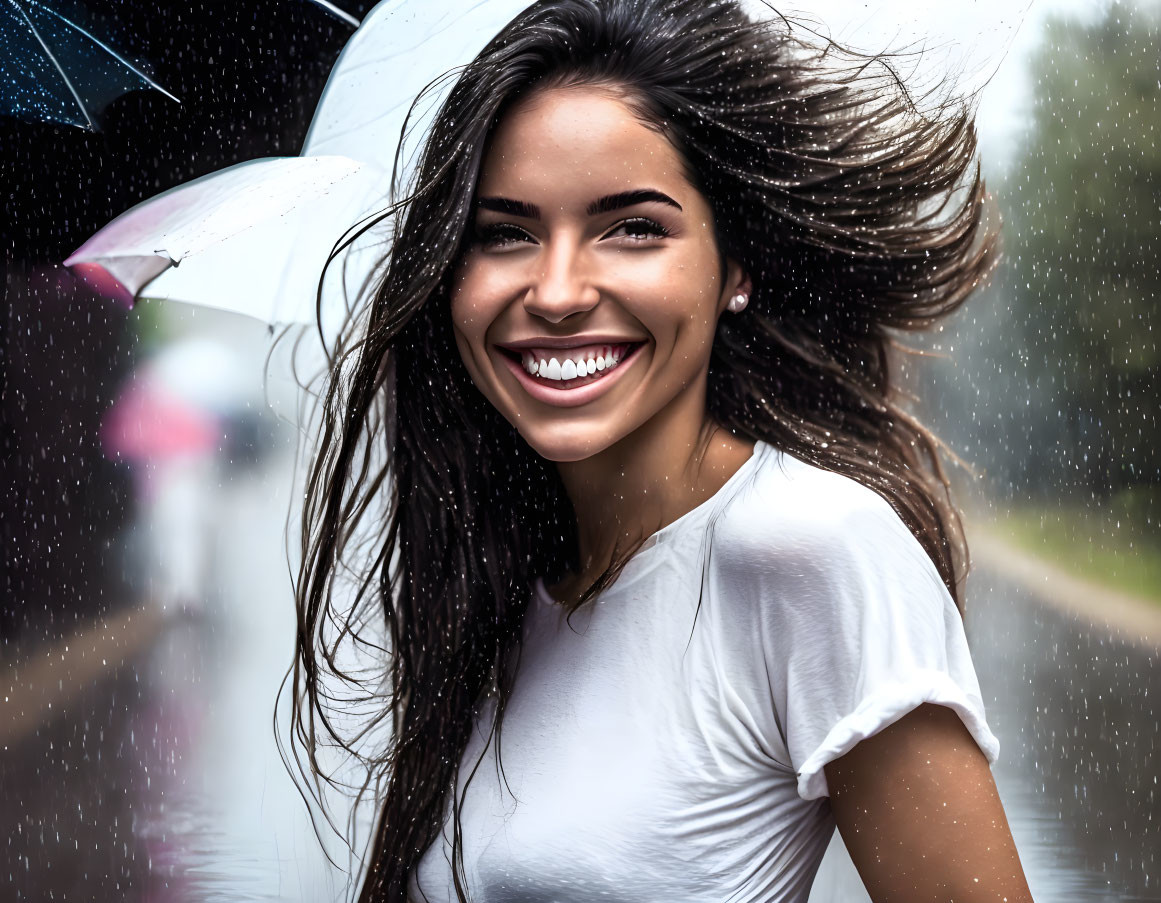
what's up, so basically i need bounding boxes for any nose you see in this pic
[522,240,600,323]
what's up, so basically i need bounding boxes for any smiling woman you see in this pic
[290,2,1034,902]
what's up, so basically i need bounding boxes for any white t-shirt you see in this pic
[409,440,999,903]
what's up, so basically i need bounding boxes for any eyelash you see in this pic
[473,217,671,249]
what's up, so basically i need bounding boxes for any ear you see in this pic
[717,257,753,316]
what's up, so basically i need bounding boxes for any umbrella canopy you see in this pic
[66,154,376,329]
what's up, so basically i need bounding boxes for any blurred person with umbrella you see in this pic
[1,2,370,899]
[100,336,281,612]
[101,363,223,614]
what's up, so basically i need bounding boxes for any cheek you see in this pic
[450,259,509,339]
[633,258,722,336]
[449,266,506,394]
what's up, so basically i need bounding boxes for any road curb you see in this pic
[969,528,1161,652]
[0,603,168,747]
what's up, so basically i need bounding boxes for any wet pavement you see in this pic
[967,566,1159,902]
[3,440,348,902]
[4,444,1159,901]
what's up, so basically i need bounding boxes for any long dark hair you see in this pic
[287,1,999,900]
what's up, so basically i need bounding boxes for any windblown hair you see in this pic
[288,1,999,900]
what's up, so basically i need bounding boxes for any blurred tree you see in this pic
[999,6,1160,498]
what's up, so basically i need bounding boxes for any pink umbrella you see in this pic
[101,376,221,463]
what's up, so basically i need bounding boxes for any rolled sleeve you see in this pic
[746,487,999,801]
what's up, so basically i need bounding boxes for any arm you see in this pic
[824,703,1034,903]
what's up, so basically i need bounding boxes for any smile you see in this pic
[496,341,646,408]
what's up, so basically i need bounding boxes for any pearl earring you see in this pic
[727,293,749,314]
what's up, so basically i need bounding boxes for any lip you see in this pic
[497,341,646,409]
[497,334,647,351]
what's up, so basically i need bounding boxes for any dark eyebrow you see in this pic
[586,189,682,216]
[474,188,682,220]
[476,196,540,219]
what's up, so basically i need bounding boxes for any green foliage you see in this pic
[996,490,1161,608]
[997,6,1160,493]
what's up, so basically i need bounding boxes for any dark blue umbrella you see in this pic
[0,0,178,130]
[0,0,358,131]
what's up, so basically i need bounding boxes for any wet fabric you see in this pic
[409,440,999,903]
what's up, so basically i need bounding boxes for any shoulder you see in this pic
[708,447,948,615]
[713,447,922,567]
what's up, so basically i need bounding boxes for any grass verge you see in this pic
[983,504,1161,609]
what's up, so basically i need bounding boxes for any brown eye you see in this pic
[474,223,534,249]
[604,217,671,242]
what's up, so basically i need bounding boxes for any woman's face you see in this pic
[450,84,749,462]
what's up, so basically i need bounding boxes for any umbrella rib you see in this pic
[306,0,360,29]
[33,1,181,104]
[7,0,93,129]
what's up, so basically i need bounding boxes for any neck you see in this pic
[553,389,754,588]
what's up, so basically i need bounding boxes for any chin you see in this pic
[517,423,623,463]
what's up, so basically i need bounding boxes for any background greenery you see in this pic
[922,5,1160,601]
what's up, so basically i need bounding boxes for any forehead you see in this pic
[477,85,694,204]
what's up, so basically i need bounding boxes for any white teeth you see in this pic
[518,344,631,381]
